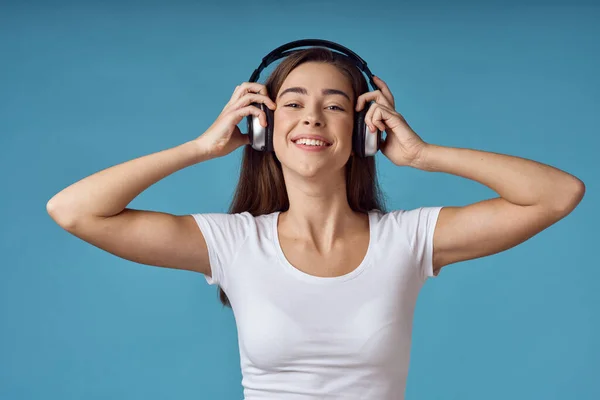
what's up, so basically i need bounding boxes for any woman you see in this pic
[47,45,585,399]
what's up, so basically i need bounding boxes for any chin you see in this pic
[285,159,347,182]
[275,143,351,180]
[283,161,324,178]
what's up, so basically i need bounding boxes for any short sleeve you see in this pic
[392,207,443,280]
[190,212,253,289]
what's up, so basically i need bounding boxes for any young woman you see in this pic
[47,44,585,399]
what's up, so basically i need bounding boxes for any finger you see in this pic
[365,103,388,133]
[234,105,267,127]
[226,83,262,108]
[234,92,277,111]
[233,128,251,146]
[379,134,390,152]
[373,76,395,107]
[373,108,387,132]
[242,133,251,145]
[364,102,378,133]
[235,82,270,101]
[355,90,393,112]
[224,85,240,108]
[227,82,272,111]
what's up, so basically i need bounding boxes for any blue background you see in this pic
[1,0,598,399]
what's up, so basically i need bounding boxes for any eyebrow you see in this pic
[277,86,351,102]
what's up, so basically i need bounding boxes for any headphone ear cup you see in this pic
[264,104,274,152]
[247,103,275,152]
[354,102,381,157]
[354,105,369,158]
[246,107,257,150]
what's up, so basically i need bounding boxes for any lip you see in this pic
[290,134,333,145]
[293,142,330,152]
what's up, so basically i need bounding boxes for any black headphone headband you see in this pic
[248,39,377,91]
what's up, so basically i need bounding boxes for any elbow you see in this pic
[46,196,79,231]
[570,177,586,209]
[552,177,586,217]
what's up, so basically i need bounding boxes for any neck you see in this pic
[278,169,367,251]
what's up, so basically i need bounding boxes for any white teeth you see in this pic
[295,138,328,146]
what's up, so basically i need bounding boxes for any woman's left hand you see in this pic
[355,76,428,167]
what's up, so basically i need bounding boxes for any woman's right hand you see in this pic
[195,82,277,159]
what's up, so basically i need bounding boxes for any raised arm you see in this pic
[47,141,214,274]
[356,75,585,276]
[415,145,585,273]
[47,82,276,275]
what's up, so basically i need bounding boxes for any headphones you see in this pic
[246,39,382,158]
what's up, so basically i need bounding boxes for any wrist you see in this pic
[181,140,214,164]
[409,143,434,171]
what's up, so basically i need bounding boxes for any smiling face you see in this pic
[272,61,356,180]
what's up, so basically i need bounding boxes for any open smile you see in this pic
[290,135,332,152]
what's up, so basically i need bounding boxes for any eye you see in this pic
[283,103,345,111]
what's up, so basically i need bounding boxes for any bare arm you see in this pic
[47,141,214,274]
[412,144,585,273]
[355,75,585,275]
[47,81,276,275]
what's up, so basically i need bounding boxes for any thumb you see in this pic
[379,135,390,152]
[234,128,250,147]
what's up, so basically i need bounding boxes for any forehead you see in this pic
[281,62,353,92]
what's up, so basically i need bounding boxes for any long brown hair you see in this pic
[218,47,387,307]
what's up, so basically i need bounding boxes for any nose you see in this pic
[302,112,323,127]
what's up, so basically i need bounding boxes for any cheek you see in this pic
[341,118,355,143]
[272,111,295,140]
[271,114,290,154]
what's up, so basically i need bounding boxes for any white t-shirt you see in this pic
[191,207,443,400]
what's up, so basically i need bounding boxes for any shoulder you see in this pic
[191,211,255,226]
[372,207,443,251]
[190,211,277,239]
[188,211,278,286]
[372,207,444,230]
[373,207,444,278]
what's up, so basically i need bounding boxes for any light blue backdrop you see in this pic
[1,0,598,399]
